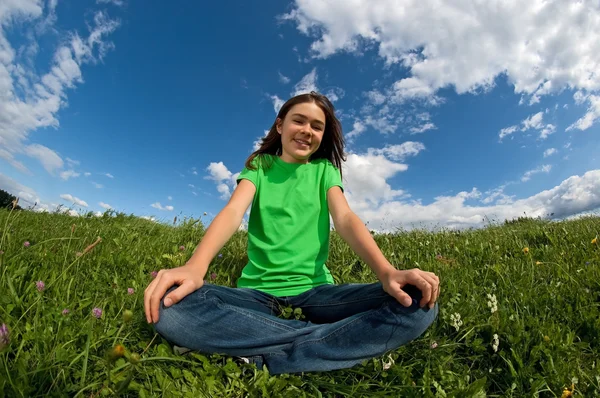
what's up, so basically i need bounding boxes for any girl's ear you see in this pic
[276,118,283,134]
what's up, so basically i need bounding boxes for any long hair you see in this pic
[245,91,346,178]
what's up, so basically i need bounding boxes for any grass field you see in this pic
[0,207,599,397]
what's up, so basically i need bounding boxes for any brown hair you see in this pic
[244,91,346,178]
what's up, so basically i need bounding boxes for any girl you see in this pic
[144,92,440,375]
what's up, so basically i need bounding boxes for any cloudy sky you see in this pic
[1,0,599,231]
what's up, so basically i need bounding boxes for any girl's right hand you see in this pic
[144,265,205,324]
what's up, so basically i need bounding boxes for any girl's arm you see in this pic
[326,186,395,280]
[327,186,440,308]
[184,179,256,277]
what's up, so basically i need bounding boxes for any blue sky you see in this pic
[1,0,599,231]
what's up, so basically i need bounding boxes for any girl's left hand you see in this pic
[380,268,440,309]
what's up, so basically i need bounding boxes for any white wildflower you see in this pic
[383,354,395,370]
[486,293,498,314]
[450,312,463,331]
[492,333,499,352]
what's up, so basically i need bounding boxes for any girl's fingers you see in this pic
[419,273,440,308]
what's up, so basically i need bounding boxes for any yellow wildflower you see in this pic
[536,261,543,265]
[592,237,597,245]
[561,383,575,398]
[108,344,126,362]
[523,247,529,254]
[543,335,550,342]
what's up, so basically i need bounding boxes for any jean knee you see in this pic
[152,286,181,338]
[389,299,438,330]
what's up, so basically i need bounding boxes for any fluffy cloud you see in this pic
[99,202,112,209]
[346,166,600,232]
[23,144,63,174]
[60,170,80,180]
[150,202,174,211]
[566,95,600,132]
[499,111,556,141]
[270,68,344,113]
[340,142,425,210]
[278,71,290,84]
[282,0,600,103]
[252,130,269,152]
[205,161,239,200]
[0,5,119,176]
[60,193,88,207]
[0,172,40,207]
[543,148,557,158]
[521,165,552,182]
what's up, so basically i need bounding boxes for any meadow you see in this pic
[0,206,599,397]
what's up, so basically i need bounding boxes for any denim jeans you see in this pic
[153,282,438,375]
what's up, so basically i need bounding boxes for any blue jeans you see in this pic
[153,282,438,375]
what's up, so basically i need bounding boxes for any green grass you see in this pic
[0,208,599,397]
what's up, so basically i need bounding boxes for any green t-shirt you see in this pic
[236,154,344,297]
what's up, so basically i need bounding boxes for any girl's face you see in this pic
[276,102,326,164]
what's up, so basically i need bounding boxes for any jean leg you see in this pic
[152,284,322,358]
[262,283,438,374]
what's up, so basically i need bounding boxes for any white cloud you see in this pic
[270,95,285,113]
[342,152,409,209]
[521,164,552,182]
[168,196,172,200]
[347,165,600,232]
[206,162,233,181]
[0,6,119,175]
[481,185,515,205]
[99,201,112,209]
[150,202,174,211]
[65,157,80,167]
[368,141,425,161]
[291,67,318,97]
[0,149,31,174]
[539,124,556,140]
[253,129,270,151]
[104,173,114,178]
[60,170,80,180]
[499,111,556,141]
[97,0,125,6]
[346,121,366,140]
[282,0,600,104]
[573,90,589,105]
[340,142,425,210]
[521,112,544,130]
[24,144,63,174]
[205,161,239,200]
[91,181,103,189]
[60,193,88,207]
[188,184,195,189]
[566,95,600,132]
[366,90,386,105]
[391,77,440,105]
[278,71,290,84]
[499,125,518,140]
[84,172,91,177]
[410,122,436,134]
[0,172,40,207]
[543,148,557,158]
[269,68,343,114]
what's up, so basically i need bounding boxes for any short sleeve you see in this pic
[324,161,344,192]
[236,157,260,189]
